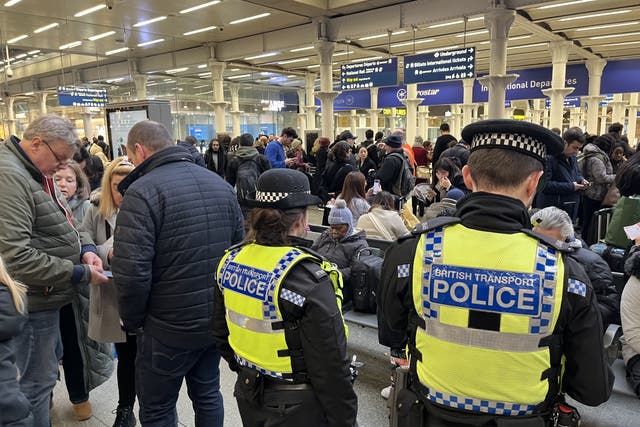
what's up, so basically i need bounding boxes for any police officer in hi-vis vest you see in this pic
[212,168,357,427]
[379,120,613,426]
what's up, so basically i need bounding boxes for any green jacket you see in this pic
[605,196,640,249]
[0,138,93,312]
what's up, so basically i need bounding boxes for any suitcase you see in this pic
[350,248,383,313]
[590,242,626,273]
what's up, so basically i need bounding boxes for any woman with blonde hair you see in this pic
[82,156,137,427]
[0,255,32,426]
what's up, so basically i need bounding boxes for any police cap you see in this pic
[245,168,321,210]
[461,119,563,164]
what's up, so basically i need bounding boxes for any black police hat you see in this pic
[461,119,563,164]
[245,169,322,209]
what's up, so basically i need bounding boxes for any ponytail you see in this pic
[0,256,26,315]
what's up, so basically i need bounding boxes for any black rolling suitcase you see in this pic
[350,248,383,313]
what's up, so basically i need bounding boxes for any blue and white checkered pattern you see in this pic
[421,228,445,320]
[397,264,410,278]
[529,243,558,334]
[235,354,286,380]
[280,289,306,307]
[218,248,243,289]
[567,278,587,297]
[427,388,536,416]
[262,249,302,320]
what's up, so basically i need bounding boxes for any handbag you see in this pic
[602,184,621,207]
[416,165,430,181]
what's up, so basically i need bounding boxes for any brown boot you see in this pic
[73,401,92,421]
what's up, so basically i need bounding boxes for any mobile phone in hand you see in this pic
[373,179,381,195]
[103,270,113,278]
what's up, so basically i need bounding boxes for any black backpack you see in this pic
[236,158,260,202]
[350,248,383,313]
[389,152,416,198]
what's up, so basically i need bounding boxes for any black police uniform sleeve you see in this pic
[211,281,238,371]
[377,235,419,350]
[279,261,358,427]
[558,255,614,406]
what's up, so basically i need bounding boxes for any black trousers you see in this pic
[581,196,602,246]
[59,303,89,404]
[115,333,137,408]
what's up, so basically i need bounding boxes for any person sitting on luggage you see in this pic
[312,199,368,304]
[532,206,620,329]
[605,151,640,250]
[423,188,465,221]
[621,239,640,397]
[356,191,409,241]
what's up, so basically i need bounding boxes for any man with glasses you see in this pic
[265,127,297,168]
[0,114,108,426]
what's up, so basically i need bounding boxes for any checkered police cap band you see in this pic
[255,190,311,203]
[471,132,546,159]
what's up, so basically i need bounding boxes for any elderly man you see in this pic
[0,114,107,427]
[112,120,244,427]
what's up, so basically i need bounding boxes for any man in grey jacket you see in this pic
[0,115,108,427]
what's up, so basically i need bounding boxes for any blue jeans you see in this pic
[136,333,223,427]
[13,309,61,427]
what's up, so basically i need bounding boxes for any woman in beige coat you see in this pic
[81,157,137,427]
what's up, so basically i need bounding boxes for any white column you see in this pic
[349,110,358,132]
[368,87,379,131]
[543,107,551,129]
[82,107,93,140]
[297,88,307,137]
[133,73,147,100]
[569,107,581,128]
[37,92,47,116]
[6,97,16,136]
[208,60,228,135]
[628,93,639,145]
[390,107,399,130]
[402,84,422,145]
[418,106,429,139]
[230,83,242,138]
[609,93,627,125]
[541,41,574,130]
[477,6,518,119]
[315,40,339,139]
[358,114,367,128]
[584,59,607,134]
[304,72,318,130]
[600,106,608,135]
[461,78,474,128]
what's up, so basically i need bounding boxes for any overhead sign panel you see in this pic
[58,86,108,107]
[404,47,475,84]
[340,58,398,90]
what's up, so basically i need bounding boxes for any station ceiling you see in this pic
[0,0,639,92]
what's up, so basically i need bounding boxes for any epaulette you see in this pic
[410,216,461,237]
[519,228,570,252]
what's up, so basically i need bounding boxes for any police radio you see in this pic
[551,402,581,427]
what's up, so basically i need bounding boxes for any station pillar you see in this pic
[628,93,639,145]
[478,5,517,119]
[230,83,242,138]
[359,113,367,128]
[609,93,627,125]
[584,59,606,134]
[82,107,93,140]
[296,88,307,136]
[349,110,358,133]
[600,106,608,135]
[462,78,474,128]
[133,73,147,100]
[569,107,581,128]
[315,40,339,139]
[390,107,399,130]
[6,96,16,137]
[402,84,422,145]
[369,87,379,132]
[418,106,429,139]
[37,92,47,116]
[541,41,574,130]
[304,73,318,130]
[208,60,228,135]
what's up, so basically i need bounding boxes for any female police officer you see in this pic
[212,168,358,427]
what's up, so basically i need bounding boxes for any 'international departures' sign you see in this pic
[404,47,476,84]
[340,58,398,90]
[58,87,108,107]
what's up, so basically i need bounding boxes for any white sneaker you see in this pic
[380,385,393,400]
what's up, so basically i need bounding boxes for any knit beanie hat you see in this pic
[328,199,354,236]
[445,188,465,201]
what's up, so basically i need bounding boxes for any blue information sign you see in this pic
[405,47,475,84]
[545,96,581,108]
[340,58,398,90]
[57,86,108,107]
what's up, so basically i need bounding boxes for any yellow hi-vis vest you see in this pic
[217,243,344,380]
[411,223,565,416]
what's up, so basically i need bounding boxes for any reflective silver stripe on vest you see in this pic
[226,309,281,334]
[235,354,286,380]
[426,386,536,416]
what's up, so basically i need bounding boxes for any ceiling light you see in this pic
[359,34,387,41]
[290,46,314,52]
[416,45,460,54]
[133,16,167,28]
[88,30,116,41]
[537,0,596,9]
[105,47,129,55]
[7,34,28,44]
[27,50,40,54]
[589,31,640,40]
[194,84,209,89]
[230,68,240,71]
[137,38,164,47]
[34,23,59,33]
[24,92,34,95]
[277,58,309,65]
[229,12,271,25]
[467,17,484,22]
[74,4,106,17]
[228,74,251,79]
[163,78,175,82]
[575,22,638,32]
[559,10,630,21]
[350,56,383,63]
[307,64,320,69]
[15,54,27,59]
[183,25,217,36]
[179,1,221,14]
[196,90,213,95]
[106,78,123,83]
[59,41,82,50]
[393,30,408,36]
[166,67,189,73]
[198,72,212,76]
[4,0,22,6]
[600,40,640,47]
[244,52,278,60]
[391,38,434,48]
[428,20,464,28]
[456,29,488,37]
[507,42,548,49]
[286,75,295,78]
[196,64,207,69]
[333,51,354,56]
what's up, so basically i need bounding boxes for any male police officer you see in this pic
[378,120,613,426]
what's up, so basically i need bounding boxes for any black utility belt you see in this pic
[263,375,311,391]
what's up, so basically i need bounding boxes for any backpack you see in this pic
[236,158,260,202]
[350,248,383,313]
[577,151,607,177]
[389,152,416,198]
